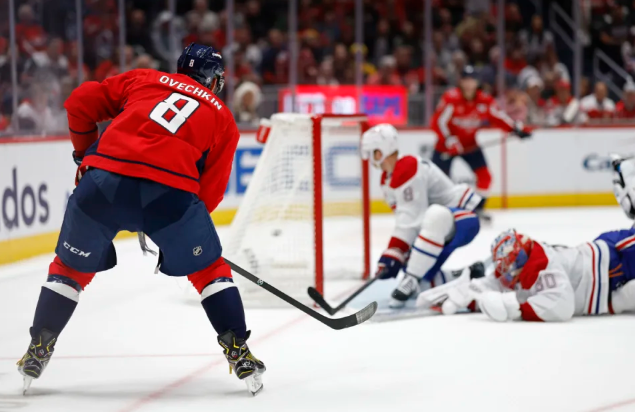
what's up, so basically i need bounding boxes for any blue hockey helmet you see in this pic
[177,43,225,94]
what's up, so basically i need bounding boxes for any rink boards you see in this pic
[0,126,629,264]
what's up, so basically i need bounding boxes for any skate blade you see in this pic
[23,376,33,395]
[244,372,264,396]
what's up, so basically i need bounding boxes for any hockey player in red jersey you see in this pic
[430,66,531,220]
[17,44,265,395]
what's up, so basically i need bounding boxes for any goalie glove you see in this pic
[477,291,521,322]
[611,155,635,220]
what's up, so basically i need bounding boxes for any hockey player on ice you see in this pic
[16,44,266,395]
[415,227,635,322]
[430,65,532,222]
[415,159,635,322]
[361,124,482,308]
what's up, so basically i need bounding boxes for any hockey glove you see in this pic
[512,123,532,139]
[72,150,88,186]
[375,248,405,279]
[477,291,521,322]
[612,156,635,219]
[444,136,464,157]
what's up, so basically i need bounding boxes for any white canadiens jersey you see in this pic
[380,155,482,246]
[475,240,611,321]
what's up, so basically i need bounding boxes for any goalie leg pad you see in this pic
[406,206,480,282]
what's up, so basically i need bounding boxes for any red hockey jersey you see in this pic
[615,101,635,119]
[431,88,516,153]
[65,69,240,213]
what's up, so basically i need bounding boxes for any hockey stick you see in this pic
[439,137,505,160]
[307,277,378,316]
[225,259,378,330]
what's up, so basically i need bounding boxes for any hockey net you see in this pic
[224,113,371,307]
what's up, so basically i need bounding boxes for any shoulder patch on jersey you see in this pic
[519,242,549,289]
[390,156,418,189]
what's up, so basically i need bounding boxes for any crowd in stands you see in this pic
[1,0,635,134]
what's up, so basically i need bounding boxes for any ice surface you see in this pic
[1,207,635,412]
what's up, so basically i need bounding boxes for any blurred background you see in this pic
[1,0,635,135]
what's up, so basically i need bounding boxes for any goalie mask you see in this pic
[361,124,399,168]
[491,229,533,288]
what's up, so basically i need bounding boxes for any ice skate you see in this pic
[390,273,421,308]
[17,329,58,395]
[218,330,266,396]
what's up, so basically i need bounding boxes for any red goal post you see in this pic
[312,114,372,295]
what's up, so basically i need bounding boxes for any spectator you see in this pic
[622,33,635,76]
[366,55,401,86]
[504,44,527,79]
[127,9,153,55]
[371,19,394,66]
[598,5,630,67]
[544,80,582,126]
[524,76,546,126]
[517,54,544,90]
[151,9,186,70]
[446,50,467,86]
[316,57,339,85]
[15,4,47,56]
[433,31,452,70]
[261,29,285,83]
[467,38,488,68]
[13,85,59,133]
[615,82,635,119]
[187,0,220,32]
[134,54,156,69]
[225,27,262,70]
[244,0,269,41]
[580,81,615,120]
[519,15,554,61]
[66,41,91,83]
[22,37,69,97]
[541,47,570,83]
[332,43,352,84]
[498,88,528,122]
[233,81,262,126]
[94,45,134,82]
[0,37,12,89]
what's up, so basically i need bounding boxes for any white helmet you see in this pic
[361,124,399,168]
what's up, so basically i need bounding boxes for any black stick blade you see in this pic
[326,301,378,330]
[307,287,336,315]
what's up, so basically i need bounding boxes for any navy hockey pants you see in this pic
[56,168,222,276]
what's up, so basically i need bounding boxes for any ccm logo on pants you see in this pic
[63,242,91,257]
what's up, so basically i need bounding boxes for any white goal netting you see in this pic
[224,113,370,306]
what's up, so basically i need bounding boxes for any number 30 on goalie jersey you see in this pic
[65,68,240,213]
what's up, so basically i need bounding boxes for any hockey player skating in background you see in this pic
[361,124,482,308]
[415,156,635,322]
[430,65,532,221]
[16,44,266,395]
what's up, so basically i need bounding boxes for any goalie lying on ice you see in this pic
[417,228,635,322]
